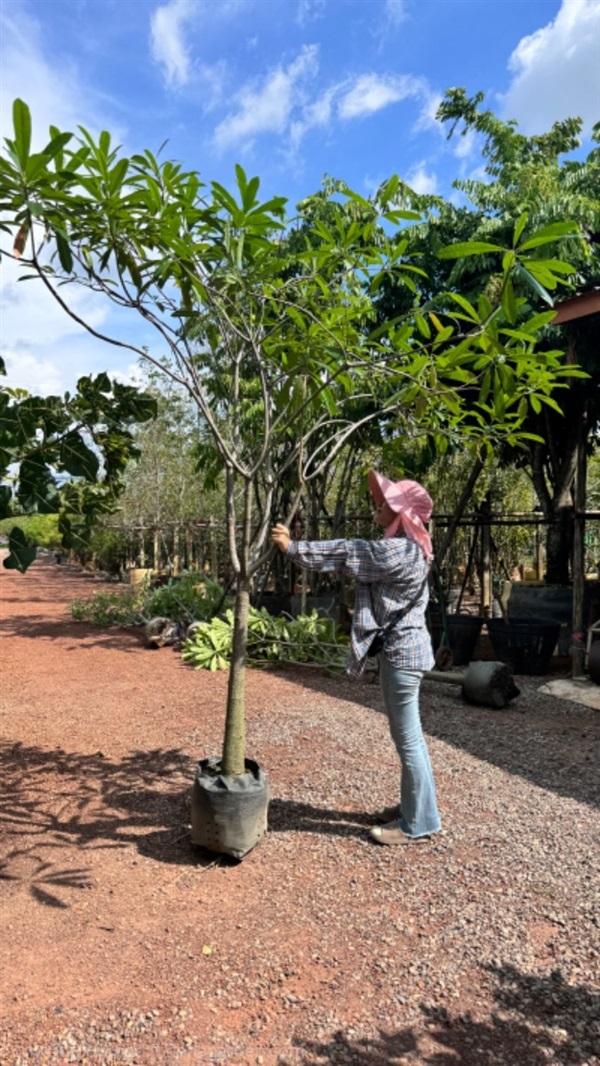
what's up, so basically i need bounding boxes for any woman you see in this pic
[271,470,441,846]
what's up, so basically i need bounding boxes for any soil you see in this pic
[1,554,599,1066]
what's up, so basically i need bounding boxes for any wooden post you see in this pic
[173,526,180,577]
[572,398,588,677]
[153,527,160,572]
[210,518,218,577]
[185,526,193,571]
[535,522,544,581]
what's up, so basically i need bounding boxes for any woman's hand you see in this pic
[271,524,291,553]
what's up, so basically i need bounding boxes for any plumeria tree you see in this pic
[0,99,585,779]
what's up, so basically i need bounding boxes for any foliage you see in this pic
[0,362,157,572]
[371,88,599,581]
[68,571,228,627]
[117,365,225,535]
[87,525,131,574]
[424,455,534,592]
[144,573,228,625]
[0,513,61,550]
[69,587,145,626]
[181,607,348,673]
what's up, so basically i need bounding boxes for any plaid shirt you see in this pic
[287,537,434,678]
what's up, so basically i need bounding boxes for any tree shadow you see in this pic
[293,963,598,1064]
[272,666,600,812]
[268,798,374,841]
[0,614,152,652]
[0,741,225,908]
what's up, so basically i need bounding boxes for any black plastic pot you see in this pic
[487,618,560,676]
[588,640,600,684]
[250,592,293,617]
[190,757,269,860]
[428,611,484,666]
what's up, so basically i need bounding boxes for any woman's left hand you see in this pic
[271,524,291,553]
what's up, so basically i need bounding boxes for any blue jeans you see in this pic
[379,657,441,838]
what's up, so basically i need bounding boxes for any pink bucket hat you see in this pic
[368,470,433,559]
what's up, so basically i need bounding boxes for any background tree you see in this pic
[115,368,226,574]
[376,88,600,581]
[0,360,156,571]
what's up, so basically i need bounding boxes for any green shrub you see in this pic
[143,573,228,625]
[68,572,228,629]
[88,527,130,574]
[69,588,144,627]
[181,607,348,673]
[0,514,61,550]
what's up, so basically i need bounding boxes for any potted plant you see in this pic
[2,100,582,856]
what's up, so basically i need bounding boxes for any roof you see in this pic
[552,288,600,324]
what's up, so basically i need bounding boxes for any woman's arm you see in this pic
[271,525,418,580]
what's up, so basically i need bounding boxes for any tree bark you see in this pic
[221,482,252,778]
[436,454,484,569]
[221,574,250,777]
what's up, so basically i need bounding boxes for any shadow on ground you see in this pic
[271,666,600,813]
[293,963,599,1065]
[0,742,226,907]
[0,738,400,909]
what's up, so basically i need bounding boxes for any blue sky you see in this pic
[1,0,599,395]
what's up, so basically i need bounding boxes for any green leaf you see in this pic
[415,314,430,339]
[519,221,580,250]
[55,231,73,273]
[42,131,72,166]
[60,432,100,479]
[447,293,480,322]
[516,264,554,307]
[438,241,504,260]
[501,277,518,324]
[12,99,32,168]
[513,212,528,248]
[379,175,399,203]
[3,526,37,572]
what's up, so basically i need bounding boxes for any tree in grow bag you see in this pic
[1,99,583,856]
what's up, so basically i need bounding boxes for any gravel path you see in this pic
[1,555,599,1065]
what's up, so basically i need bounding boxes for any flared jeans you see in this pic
[379,657,441,838]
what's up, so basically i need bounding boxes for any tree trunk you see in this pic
[545,504,573,585]
[221,574,250,778]
[436,454,484,569]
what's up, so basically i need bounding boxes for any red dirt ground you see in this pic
[1,554,599,1066]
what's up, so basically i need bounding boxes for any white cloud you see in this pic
[213,45,319,152]
[413,90,443,133]
[501,0,600,134]
[295,0,326,27]
[405,162,438,196]
[0,5,137,397]
[337,73,424,120]
[383,0,409,26]
[0,4,117,147]
[290,85,337,147]
[2,348,66,397]
[453,127,477,160]
[150,0,196,88]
